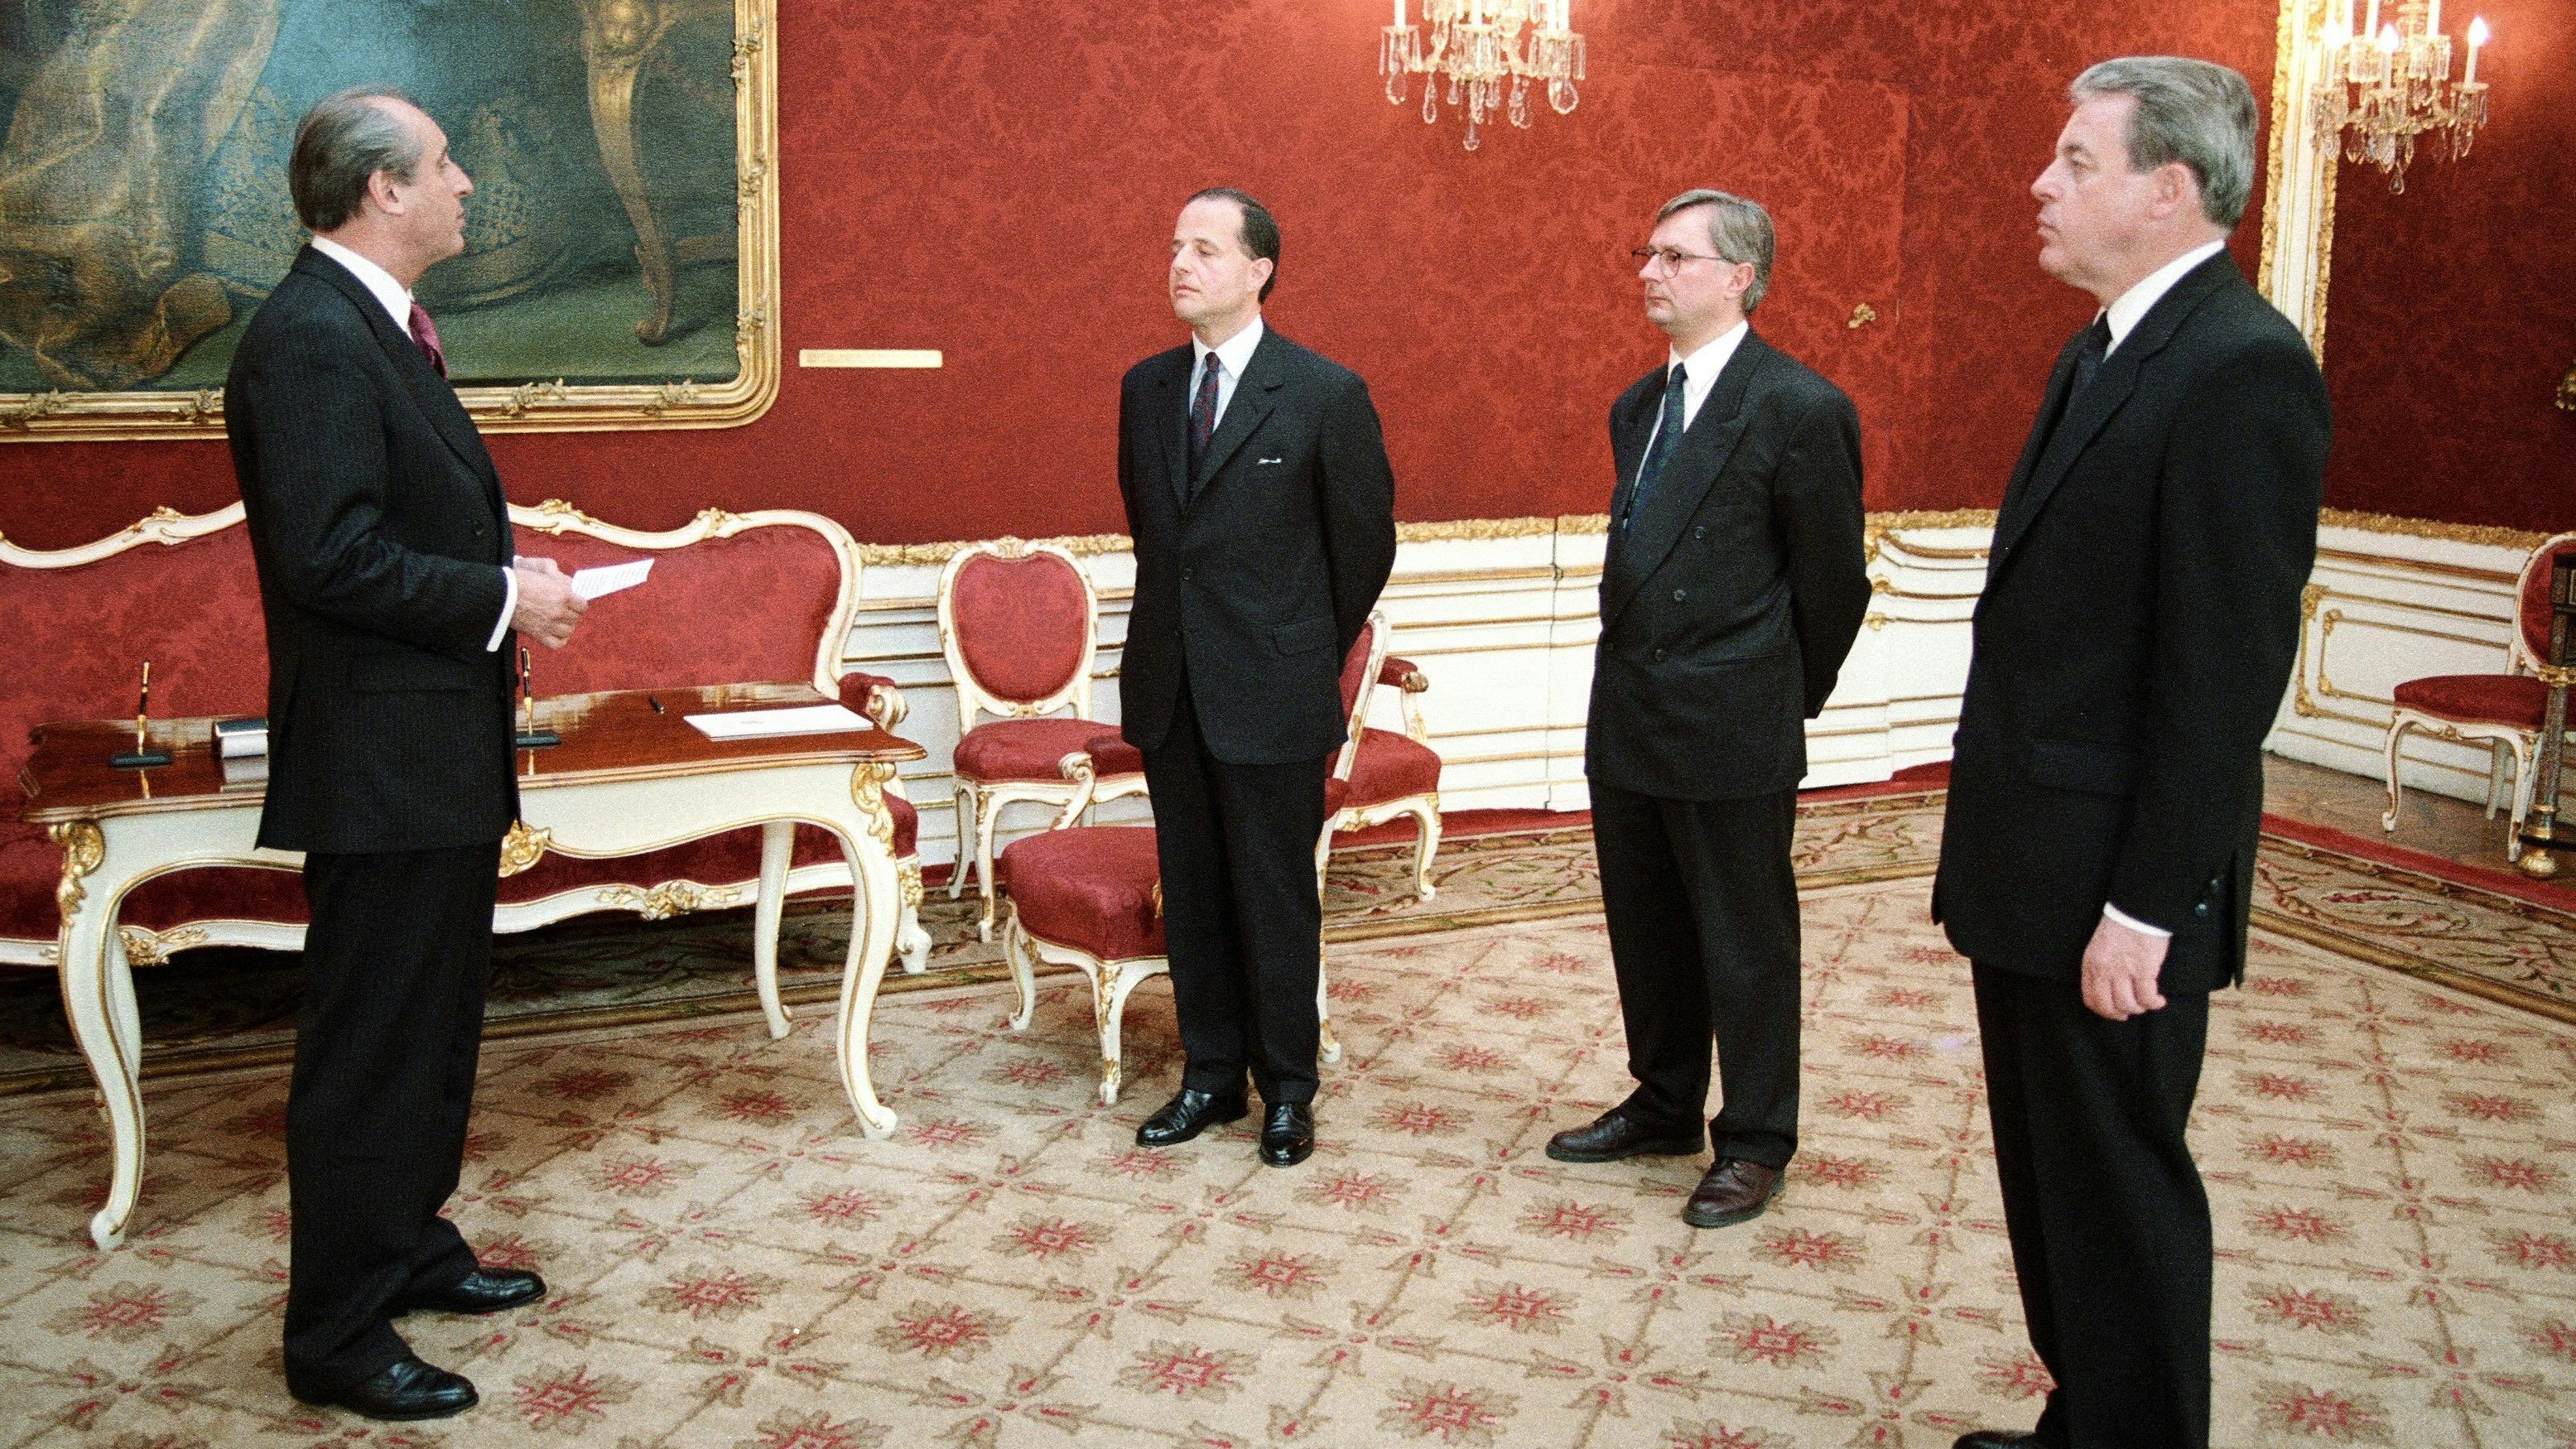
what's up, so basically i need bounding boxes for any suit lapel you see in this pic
[296,248,497,489]
[1149,348,1192,509]
[1186,330,1281,506]
[1601,333,1766,631]
[1989,254,2240,565]
[1602,369,1660,543]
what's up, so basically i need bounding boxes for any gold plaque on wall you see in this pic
[0,0,779,440]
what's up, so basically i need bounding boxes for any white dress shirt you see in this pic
[1188,315,1265,436]
[309,236,516,652]
[2088,238,2224,945]
[1635,320,1749,479]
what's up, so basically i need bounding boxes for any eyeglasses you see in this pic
[1630,246,1732,276]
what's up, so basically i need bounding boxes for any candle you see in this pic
[2364,0,2378,37]
[1394,0,1404,26]
[2464,16,2487,84]
[2428,0,2440,36]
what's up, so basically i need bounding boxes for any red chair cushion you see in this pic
[1337,618,1381,719]
[951,551,1088,704]
[1085,733,1146,777]
[956,716,1131,785]
[2393,674,2549,730]
[1379,655,1424,688]
[1000,825,1164,961]
[518,523,841,694]
[1341,729,1442,808]
[2521,538,2576,664]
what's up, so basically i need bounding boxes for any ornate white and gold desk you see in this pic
[21,682,924,1250]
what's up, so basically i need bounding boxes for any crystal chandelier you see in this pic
[2311,0,2492,192]
[1380,1,1585,152]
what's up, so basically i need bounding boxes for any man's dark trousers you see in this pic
[1972,964,2212,1449]
[282,840,503,1392]
[1590,780,1802,1165]
[1141,676,1330,1106]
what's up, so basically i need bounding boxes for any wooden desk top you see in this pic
[18,682,926,826]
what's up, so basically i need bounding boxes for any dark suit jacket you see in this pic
[1116,327,1398,765]
[1586,330,1871,801]
[227,246,518,854]
[1934,253,2329,988]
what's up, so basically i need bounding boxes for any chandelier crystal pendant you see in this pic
[2311,0,2492,192]
[1381,0,1584,152]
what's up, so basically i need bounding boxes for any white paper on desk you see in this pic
[685,703,870,739]
[571,558,652,601]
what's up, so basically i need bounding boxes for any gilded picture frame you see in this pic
[0,0,778,441]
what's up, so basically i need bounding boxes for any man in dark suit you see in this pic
[1936,59,2329,1449]
[1115,187,1397,1167]
[229,88,587,1422]
[1544,189,1870,1228]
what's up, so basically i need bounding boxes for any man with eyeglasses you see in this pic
[1544,188,1869,1229]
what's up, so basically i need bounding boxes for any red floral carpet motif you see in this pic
[3,806,2576,1443]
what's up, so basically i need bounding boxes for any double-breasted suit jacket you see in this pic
[1589,330,1871,795]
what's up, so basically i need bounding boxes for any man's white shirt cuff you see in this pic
[487,565,518,652]
[2102,903,2172,940]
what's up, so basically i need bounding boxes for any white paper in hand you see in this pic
[571,558,652,601]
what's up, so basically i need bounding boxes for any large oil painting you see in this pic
[0,0,778,439]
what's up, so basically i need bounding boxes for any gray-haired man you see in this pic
[1935,57,2328,1449]
[229,86,585,1421]
[1544,188,1869,1227]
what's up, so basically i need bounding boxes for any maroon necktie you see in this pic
[407,301,446,378]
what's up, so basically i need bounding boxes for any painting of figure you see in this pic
[0,0,772,434]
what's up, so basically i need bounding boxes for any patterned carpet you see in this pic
[2,792,2574,1447]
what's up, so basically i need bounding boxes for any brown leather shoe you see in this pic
[1682,1158,1783,1228]
[1543,1108,1705,1163]
[1952,1432,2048,1449]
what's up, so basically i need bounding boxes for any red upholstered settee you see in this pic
[2,499,929,978]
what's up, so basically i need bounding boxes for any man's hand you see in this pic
[2080,913,2170,1021]
[511,556,586,649]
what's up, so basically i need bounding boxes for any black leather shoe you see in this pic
[1544,1107,1706,1163]
[291,1353,477,1421]
[393,1268,546,1317]
[1683,1158,1784,1227]
[1136,1087,1249,1148]
[1259,1102,1314,1167]
[1952,1433,2048,1449]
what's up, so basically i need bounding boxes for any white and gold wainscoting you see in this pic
[2270,513,2557,805]
[841,508,2546,874]
[841,510,1994,868]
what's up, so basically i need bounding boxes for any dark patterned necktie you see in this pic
[408,301,447,378]
[2034,315,2111,457]
[1188,354,1221,469]
[1622,363,1687,532]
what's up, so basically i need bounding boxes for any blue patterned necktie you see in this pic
[1623,362,1687,532]
[1188,354,1222,471]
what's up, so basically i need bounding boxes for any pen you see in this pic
[135,660,151,754]
[648,695,664,715]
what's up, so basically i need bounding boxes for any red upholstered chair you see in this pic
[937,538,1144,941]
[995,734,1344,1106]
[1318,615,1444,902]
[2382,530,2576,862]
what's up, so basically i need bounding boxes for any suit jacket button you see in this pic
[1182,567,1194,581]
[1692,525,1707,540]
[1652,647,1667,662]
[2193,903,2212,918]
[1672,588,1686,602]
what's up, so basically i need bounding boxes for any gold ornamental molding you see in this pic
[0,0,780,441]
[50,821,104,922]
[2317,508,2547,551]
[498,821,553,878]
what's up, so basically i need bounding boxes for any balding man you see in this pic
[229,86,585,1421]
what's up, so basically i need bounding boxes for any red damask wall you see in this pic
[2318,0,2574,534]
[25,0,2536,551]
